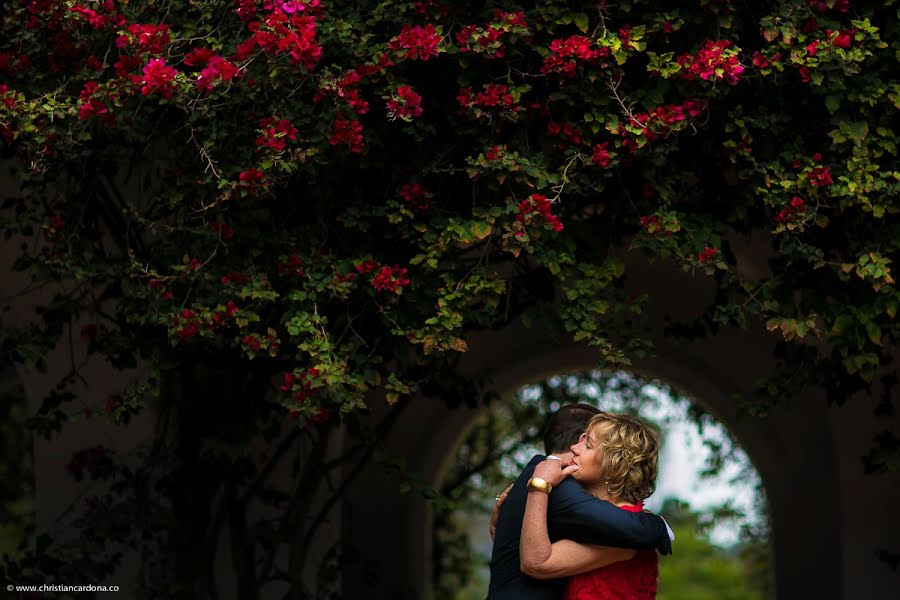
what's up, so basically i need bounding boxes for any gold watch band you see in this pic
[527,476,552,494]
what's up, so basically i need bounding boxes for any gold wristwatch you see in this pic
[527,476,552,494]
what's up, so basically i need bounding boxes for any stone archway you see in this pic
[342,253,900,600]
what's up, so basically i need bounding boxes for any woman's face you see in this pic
[569,422,608,486]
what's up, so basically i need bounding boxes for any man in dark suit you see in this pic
[486,403,673,600]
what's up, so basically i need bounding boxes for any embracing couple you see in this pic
[487,403,674,600]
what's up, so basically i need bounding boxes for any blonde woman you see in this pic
[520,413,662,599]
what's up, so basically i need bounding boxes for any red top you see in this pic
[564,502,659,600]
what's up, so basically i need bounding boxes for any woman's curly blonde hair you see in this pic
[586,412,659,504]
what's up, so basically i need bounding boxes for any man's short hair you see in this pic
[543,403,601,454]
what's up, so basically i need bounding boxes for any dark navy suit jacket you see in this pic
[486,455,672,600]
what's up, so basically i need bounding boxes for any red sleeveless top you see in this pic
[564,503,659,600]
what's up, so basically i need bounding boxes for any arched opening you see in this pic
[342,318,844,600]
[431,369,772,600]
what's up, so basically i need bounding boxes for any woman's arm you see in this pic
[519,460,636,578]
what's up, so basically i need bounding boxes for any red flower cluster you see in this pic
[333,270,358,285]
[184,48,216,66]
[354,53,395,78]
[400,183,432,208]
[116,23,171,56]
[541,36,609,78]
[807,40,820,57]
[677,40,744,85]
[0,85,14,109]
[592,142,612,167]
[618,26,636,51]
[353,260,410,292]
[329,113,364,153]
[233,0,258,21]
[372,265,411,293]
[456,24,503,53]
[413,0,453,19]
[546,121,583,147]
[698,246,718,263]
[516,194,563,235]
[277,253,306,276]
[148,278,174,300]
[807,165,832,187]
[211,300,240,328]
[68,2,124,30]
[485,145,505,161]
[457,83,519,112]
[774,196,807,223]
[308,409,330,426]
[455,10,528,58]
[44,215,66,243]
[0,52,31,76]
[272,0,320,14]
[625,98,706,141]
[256,116,298,151]
[175,308,200,340]
[243,329,279,354]
[389,24,442,61]
[140,58,179,98]
[238,168,267,192]
[827,28,855,49]
[356,259,379,274]
[386,85,423,120]
[77,81,113,122]
[114,54,142,79]
[220,271,249,285]
[639,215,673,237]
[314,70,369,115]
[280,367,323,406]
[243,334,261,352]
[237,8,321,70]
[809,0,849,13]
[191,53,240,93]
[752,51,781,69]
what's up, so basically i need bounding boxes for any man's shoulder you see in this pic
[513,454,545,480]
[551,475,594,501]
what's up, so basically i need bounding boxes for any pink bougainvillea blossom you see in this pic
[329,113,364,153]
[389,24,441,60]
[386,85,423,120]
[255,117,298,151]
[399,183,432,208]
[516,194,564,234]
[677,40,744,85]
[140,58,179,98]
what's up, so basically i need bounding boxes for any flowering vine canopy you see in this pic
[1,0,898,434]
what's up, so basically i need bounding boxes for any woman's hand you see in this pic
[532,459,579,487]
[489,483,513,541]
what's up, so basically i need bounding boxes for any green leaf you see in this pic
[574,13,589,33]
[471,221,492,240]
[831,314,854,335]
